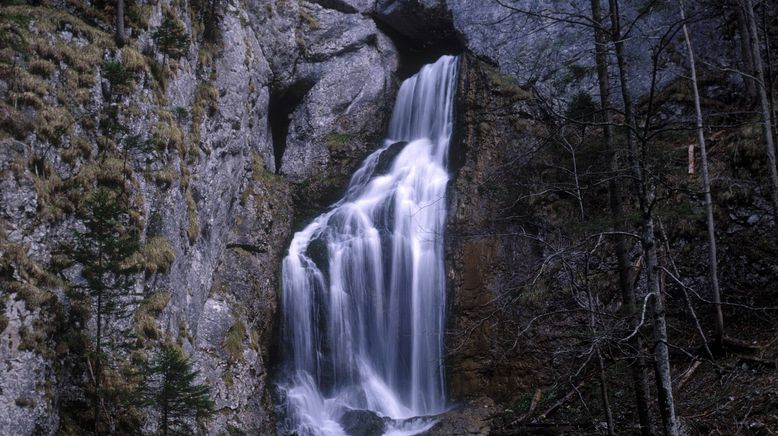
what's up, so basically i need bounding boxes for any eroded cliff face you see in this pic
[0,0,399,433]
[445,54,552,405]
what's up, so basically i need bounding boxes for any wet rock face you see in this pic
[189,164,292,433]
[445,54,551,403]
[340,409,388,436]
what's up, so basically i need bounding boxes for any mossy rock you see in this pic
[374,141,407,175]
[223,319,246,362]
[305,237,328,272]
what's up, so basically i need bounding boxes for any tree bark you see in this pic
[587,278,616,436]
[115,0,126,46]
[597,350,616,436]
[679,0,725,348]
[94,291,101,435]
[94,246,103,436]
[735,2,757,100]
[741,0,778,222]
[607,0,680,434]
[590,0,654,433]
[762,6,778,149]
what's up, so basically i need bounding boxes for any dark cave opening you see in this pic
[372,5,465,79]
[268,79,317,173]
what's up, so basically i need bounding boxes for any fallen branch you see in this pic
[527,388,542,417]
[676,360,701,390]
[538,380,587,419]
[736,354,778,369]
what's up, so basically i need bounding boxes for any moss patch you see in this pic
[186,188,199,243]
[134,291,171,341]
[326,132,353,154]
[223,319,246,361]
[124,236,175,274]
[485,64,533,100]
[152,110,186,155]
[152,165,177,187]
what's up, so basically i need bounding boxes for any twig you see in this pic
[538,380,588,419]
[676,360,702,390]
[620,293,653,342]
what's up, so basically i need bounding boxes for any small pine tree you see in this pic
[73,186,140,433]
[152,17,190,65]
[103,61,134,96]
[565,90,597,123]
[139,346,215,435]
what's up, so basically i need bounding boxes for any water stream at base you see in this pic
[277,55,458,436]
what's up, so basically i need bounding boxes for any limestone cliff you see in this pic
[0,0,398,433]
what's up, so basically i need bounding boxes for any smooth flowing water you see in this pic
[278,55,458,436]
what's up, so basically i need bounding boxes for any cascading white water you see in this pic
[278,55,458,436]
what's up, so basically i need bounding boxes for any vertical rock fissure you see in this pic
[268,79,316,173]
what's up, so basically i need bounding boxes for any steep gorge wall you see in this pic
[0,0,399,433]
[446,53,553,405]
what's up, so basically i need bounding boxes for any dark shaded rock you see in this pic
[310,0,361,14]
[445,53,550,403]
[374,141,408,175]
[374,0,455,48]
[373,0,464,79]
[428,397,496,435]
[306,237,329,271]
[269,79,318,173]
[340,409,388,436]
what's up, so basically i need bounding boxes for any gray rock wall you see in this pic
[0,0,400,433]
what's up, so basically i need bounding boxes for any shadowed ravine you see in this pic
[277,56,459,435]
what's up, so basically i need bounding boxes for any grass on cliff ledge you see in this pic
[484,64,533,100]
[223,319,246,362]
[134,291,170,341]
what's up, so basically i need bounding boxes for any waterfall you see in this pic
[278,55,458,436]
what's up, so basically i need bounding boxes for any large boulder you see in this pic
[340,409,388,436]
[428,397,496,435]
[278,1,399,212]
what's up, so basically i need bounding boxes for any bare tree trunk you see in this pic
[762,6,778,147]
[646,240,679,436]
[590,0,654,433]
[586,277,616,436]
[115,0,126,46]
[735,2,757,100]
[597,350,616,436]
[94,289,102,435]
[679,0,725,348]
[608,0,680,434]
[162,395,169,436]
[741,0,778,222]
